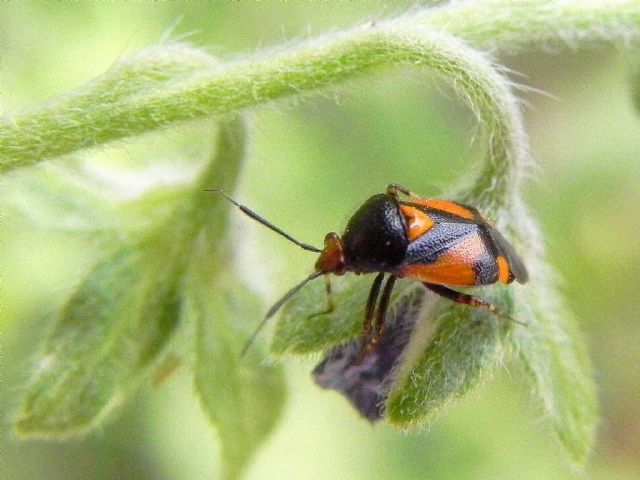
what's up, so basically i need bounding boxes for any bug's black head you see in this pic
[341,193,408,272]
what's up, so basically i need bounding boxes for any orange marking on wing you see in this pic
[411,199,476,220]
[400,205,435,241]
[403,262,477,286]
[496,255,511,284]
[401,234,486,286]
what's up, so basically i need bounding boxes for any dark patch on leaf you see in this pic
[313,288,424,421]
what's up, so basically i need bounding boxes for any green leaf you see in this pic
[273,271,513,421]
[5,156,194,233]
[505,206,597,465]
[271,275,418,355]
[512,268,597,465]
[5,162,124,232]
[631,59,640,114]
[187,116,285,480]
[189,271,286,480]
[271,275,368,354]
[385,288,512,424]
[14,241,182,437]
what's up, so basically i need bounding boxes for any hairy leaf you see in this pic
[514,285,597,466]
[188,116,286,480]
[272,276,421,355]
[385,289,512,424]
[15,242,182,437]
[190,271,286,480]
[5,161,192,233]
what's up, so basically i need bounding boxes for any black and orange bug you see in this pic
[210,184,528,356]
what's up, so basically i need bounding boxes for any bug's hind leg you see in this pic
[423,283,526,326]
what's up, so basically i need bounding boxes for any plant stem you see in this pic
[1,29,524,213]
[1,1,638,172]
[421,0,640,53]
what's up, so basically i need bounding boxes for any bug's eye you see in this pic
[324,232,341,245]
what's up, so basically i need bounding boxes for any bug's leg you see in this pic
[362,275,397,356]
[386,183,422,200]
[308,275,335,318]
[362,273,385,336]
[423,283,526,326]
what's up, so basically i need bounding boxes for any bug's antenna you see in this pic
[206,189,322,253]
[240,271,323,357]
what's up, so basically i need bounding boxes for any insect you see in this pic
[211,184,528,356]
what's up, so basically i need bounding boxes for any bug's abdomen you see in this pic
[342,194,408,271]
[401,223,501,286]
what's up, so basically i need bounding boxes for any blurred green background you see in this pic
[2,2,639,479]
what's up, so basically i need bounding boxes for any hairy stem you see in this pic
[1,28,525,216]
[421,0,640,53]
[2,1,639,172]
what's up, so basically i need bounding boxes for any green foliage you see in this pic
[512,257,598,466]
[272,276,419,354]
[3,0,640,477]
[632,59,640,113]
[187,119,286,480]
[2,1,639,171]
[189,270,285,480]
[10,119,286,479]
[15,242,182,436]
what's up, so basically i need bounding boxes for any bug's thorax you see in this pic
[339,193,409,273]
[315,232,347,275]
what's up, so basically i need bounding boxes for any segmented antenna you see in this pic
[205,189,324,356]
[205,189,321,253]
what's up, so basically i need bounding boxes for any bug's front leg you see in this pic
[361,274,397,356]
[308,275,335,318]
[362,273,384,334]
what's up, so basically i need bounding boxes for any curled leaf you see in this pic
[385,288,512,425]
[281,272,515,426]
[510,205,597,466]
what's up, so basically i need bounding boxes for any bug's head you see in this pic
[315,232,347,275]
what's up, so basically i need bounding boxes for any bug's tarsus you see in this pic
[205,189,322,253]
